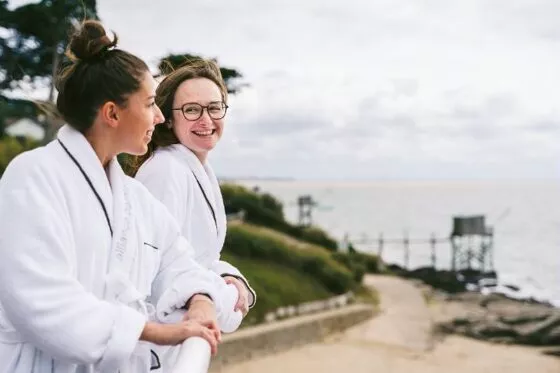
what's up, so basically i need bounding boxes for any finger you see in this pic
[203,328,218,355]
[234,298,243,312]
[214,326,222,343]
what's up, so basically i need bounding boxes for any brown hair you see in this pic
[127,58,228,175]
[56,20,149,133]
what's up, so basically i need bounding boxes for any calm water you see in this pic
[237,180,560,306]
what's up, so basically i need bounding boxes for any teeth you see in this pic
[193,130,214,136]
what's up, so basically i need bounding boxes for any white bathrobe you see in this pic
[135,144,256,309]
[0,125,226,373]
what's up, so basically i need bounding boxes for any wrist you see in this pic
[184,293,213,309]
[140,321,159,343]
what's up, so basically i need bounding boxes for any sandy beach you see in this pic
[218,275,559,373]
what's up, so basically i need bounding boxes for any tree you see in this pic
[0,0,98,102]
[158,53,248,94]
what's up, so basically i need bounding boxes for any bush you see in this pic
[221,183,338,251]
[223,224,355,295]
[299,226,339,251]
[221,254,333,325]
[0,136,40,177]
[331,251,381,284]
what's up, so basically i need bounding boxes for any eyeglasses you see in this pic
[171,102,229,121]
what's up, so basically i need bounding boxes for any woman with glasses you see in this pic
[131,60,256,331]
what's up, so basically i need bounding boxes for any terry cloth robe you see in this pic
[0,125,226,373]
[135,144,256,311]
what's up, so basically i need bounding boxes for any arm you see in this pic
[0,160,145,371]
[148,203,224,323]
[210,260,257,308]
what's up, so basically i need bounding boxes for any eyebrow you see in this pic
[182,100,223,105]
[146,95,156,100]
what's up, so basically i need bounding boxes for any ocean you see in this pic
[237,180,560,307]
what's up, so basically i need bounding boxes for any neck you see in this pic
[85,127,116,168]
[192,149,208,164]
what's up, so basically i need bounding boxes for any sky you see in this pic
[8,0,560,180]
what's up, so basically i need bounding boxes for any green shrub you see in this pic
[353,251,382,273]
[221,183,338,251]
[331,251,381,283]
[223,224,354,294]
[222,254,333,325]
[0,136,40,177]
[299,226,338,251]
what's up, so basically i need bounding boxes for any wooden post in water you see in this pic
[403,230,410,269]
[430,233,437,268]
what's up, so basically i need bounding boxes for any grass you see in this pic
[222,253,334,326]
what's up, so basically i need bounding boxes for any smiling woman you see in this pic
[130,58,257,323]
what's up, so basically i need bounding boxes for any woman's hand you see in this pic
[183,294,221,342]
[140,320,219,355]
[223,276,249,316]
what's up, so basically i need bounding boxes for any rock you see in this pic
[434,289,560,346]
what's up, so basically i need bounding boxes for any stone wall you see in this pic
[210,304,375,371]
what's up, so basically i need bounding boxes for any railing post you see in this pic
[430,233,436,268]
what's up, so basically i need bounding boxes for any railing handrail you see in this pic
[171,336,211,373]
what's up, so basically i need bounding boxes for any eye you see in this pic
[208,104,223,113]
[183,105,201,114]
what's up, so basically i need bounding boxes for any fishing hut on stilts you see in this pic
[450,215,495,278]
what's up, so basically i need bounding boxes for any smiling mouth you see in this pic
[192,129,216,137]
[146,129,154,137]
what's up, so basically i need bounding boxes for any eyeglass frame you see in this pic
[171,102,229,121]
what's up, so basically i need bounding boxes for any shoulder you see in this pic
[136,148,183,177]
[1,144,58,188]
[126,176,170,214]
[135,147,196,187]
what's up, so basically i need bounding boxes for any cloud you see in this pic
[5,0,555,179]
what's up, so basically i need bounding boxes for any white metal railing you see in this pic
[171,284,241,373]
[172,337,212,373]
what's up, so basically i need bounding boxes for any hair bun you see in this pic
[67,20,118,62]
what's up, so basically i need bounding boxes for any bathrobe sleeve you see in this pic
[210,260,257,308]
[0,155,146,372]
[142,195,224,322]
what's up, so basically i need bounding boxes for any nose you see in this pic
[154,104,165,125]
[198,108,213,124]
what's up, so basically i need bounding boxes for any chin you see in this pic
[129,144,148,156]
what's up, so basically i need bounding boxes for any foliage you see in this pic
[157,53,247,94]
[0,135,39,176]
[223,224,354,295]
[331,251,382,284]
[0,0,98,96]
[222,253,333,325]
[221,183,339,250]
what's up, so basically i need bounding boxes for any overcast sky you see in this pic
[9,0,560,180]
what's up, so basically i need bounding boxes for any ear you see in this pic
[99,101,120,128]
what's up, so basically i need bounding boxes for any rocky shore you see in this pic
[391,266,559,348]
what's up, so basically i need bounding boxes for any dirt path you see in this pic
[218,275,559,373]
